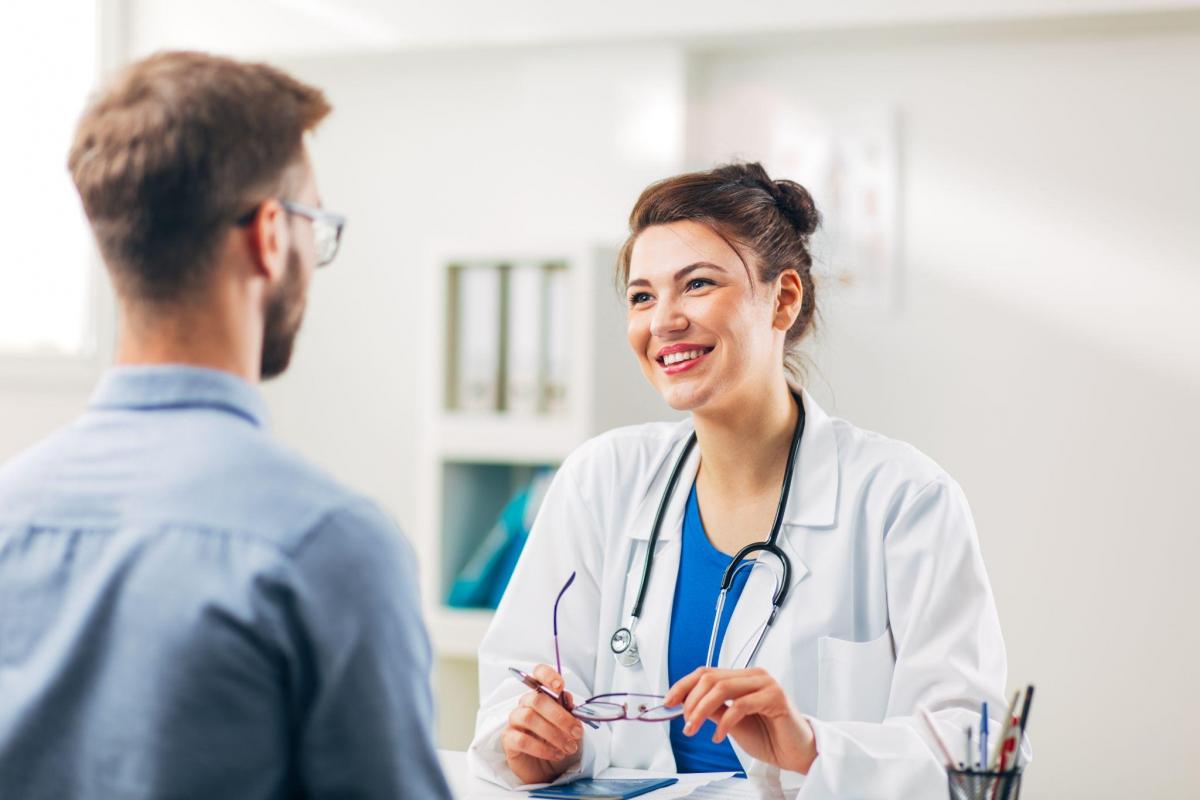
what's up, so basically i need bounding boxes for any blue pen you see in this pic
[979,702,989,769]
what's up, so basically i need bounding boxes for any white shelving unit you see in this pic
[414,241,680,662]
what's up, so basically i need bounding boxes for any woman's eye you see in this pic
[686,278,714,291]
[629,292,652,306]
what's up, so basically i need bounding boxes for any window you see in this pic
[0,5,99,358]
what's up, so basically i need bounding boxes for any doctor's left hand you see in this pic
[664,667,818,774]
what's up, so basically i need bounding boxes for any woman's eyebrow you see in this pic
[627,261,728,288]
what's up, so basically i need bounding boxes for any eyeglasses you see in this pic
[507,572,684,725]
[235,199,346,267]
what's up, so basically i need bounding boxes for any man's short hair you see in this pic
[68,51,331,302]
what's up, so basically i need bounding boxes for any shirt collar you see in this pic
[89,365,269,428]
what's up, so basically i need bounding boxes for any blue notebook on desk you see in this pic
[529,777,678,799]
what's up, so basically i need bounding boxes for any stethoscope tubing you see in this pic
[616,392,806,666]
[630,434,698,622]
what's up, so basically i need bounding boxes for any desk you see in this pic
[437,750,755,799]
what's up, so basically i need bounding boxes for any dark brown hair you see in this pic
[68,51,331,302]
[616,162,820,379]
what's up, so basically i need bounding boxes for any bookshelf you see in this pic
[414,241,680,668]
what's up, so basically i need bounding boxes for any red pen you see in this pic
[991,699,1023,800]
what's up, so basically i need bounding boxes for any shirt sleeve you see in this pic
[771,478,1028,799]
[287,499,452,800]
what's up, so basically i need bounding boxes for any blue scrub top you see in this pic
[667,483,752,774]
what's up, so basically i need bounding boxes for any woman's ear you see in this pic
[773,269,804,332]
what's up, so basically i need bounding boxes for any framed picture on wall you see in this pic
[693,88,900,308]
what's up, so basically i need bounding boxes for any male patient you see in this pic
[0,51,451,799]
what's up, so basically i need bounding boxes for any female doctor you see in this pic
[469,162,1017,797]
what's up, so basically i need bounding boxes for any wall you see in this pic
[127,0,1200,56]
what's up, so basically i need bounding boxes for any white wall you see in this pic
[127,0,1200,57]
[689,18,1200,799]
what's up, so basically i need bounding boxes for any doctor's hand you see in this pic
[502,663,585,785]
[664,666,818,775]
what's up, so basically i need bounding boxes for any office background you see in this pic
[1,2,1197,797]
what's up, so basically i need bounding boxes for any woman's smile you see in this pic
[656,343,716,375]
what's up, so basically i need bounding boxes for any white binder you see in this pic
[505,263,542,415]
[455,265,502,412]
[540,264,570,415]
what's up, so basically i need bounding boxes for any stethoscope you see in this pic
[610,392,806,670]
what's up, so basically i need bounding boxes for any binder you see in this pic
[505,263,542,415]
[540,262,570,415]
[452,264,502,412]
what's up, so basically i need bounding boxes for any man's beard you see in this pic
[260,246,306,380]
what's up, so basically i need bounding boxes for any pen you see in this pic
[979,702,988,770]
[1013,685,1035,769]
[991,695,1024,800]
[991,689,1022,770]
[920,708,971,795]
[994,692,1023,784]
[965,726,973,771]
[919,708,960,769]
[1018,685,1035,738]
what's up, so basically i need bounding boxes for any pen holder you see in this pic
[946,767,1023,800]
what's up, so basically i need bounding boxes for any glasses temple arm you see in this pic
[552,572,576,705]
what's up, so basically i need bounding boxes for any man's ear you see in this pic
[244,199,290,284]
[774,268,804,332]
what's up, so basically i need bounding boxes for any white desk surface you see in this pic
[437,750,757,799]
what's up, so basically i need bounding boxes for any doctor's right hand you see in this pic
[502,663,585,785]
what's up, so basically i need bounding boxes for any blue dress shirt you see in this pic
[0,365,451,800]
[667,484,750,774]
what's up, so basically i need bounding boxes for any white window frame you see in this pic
[0,0,125,388]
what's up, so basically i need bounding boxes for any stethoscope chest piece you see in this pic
[610,626,640,667]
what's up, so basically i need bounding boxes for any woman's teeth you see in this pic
[663,349,706,366]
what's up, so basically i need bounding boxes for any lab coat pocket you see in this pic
[816,628,896,722]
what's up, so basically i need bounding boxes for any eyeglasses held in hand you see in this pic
[507,571,684,725]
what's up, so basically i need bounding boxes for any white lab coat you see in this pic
[469,390,1025,798]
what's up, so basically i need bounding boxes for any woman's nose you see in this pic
[649,295,688,338]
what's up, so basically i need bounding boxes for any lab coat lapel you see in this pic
[781,389,839,529]
[718,389,838,667]
[623,432,700,696]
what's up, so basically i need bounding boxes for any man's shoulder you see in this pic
[0,413,388,555]
[175,423,388,553]
[0,421,90,509]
